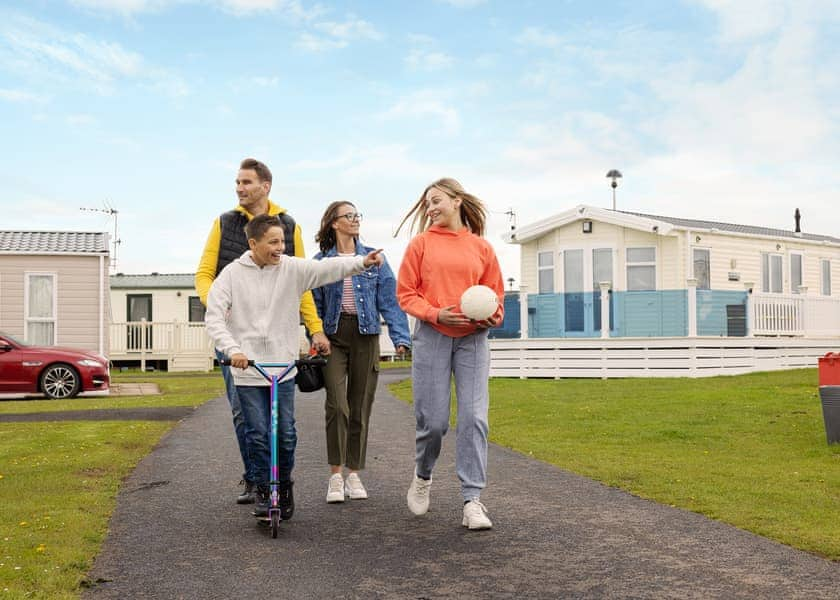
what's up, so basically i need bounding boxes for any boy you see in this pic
[205,214,383,519]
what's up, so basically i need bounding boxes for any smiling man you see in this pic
[196,157,329,506]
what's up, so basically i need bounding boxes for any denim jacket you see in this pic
[312,240,411,349]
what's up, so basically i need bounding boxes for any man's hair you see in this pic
[240,158,272,184]
[245,214,283,242]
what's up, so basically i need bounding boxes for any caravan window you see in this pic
[822,260,832,296]
[761,253,783,293]
[626,247,656,291]
[25,273,57,345]
[693,248,710,290]
[537,251,554,294]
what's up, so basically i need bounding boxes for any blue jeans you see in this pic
[216,348,252,482]
[237,381,296,488]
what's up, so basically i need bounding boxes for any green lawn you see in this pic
[0,370,222,598]
[390,368,840,559]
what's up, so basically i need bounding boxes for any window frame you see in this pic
[761,252,783,294]
[692,247,711,290]
[24,272,58,345]
[789,251,804,294]
[188,296,206,322]
[626,246,657,291]
[821,259,832,296]
[537,250,555,294]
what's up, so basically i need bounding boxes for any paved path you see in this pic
[84,369,840,599]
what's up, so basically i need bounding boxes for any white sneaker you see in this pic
[406,472,432,515]
[462,500,493,530]
[326,473,345,503]
[344,472,368,499]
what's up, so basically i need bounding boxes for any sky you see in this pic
[2,0,839,287]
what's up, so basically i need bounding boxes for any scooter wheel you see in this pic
[271,512,280,538]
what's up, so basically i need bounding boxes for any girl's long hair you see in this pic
[316,201,357,254]
[394,178,487,237]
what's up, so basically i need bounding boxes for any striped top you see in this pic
[339,252,357,314]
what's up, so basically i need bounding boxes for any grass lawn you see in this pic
[0,370,222,598]
[390,368,840,559]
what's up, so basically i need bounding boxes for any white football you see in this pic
[460,285,499,320]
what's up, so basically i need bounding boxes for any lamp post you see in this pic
[606,169,622,210]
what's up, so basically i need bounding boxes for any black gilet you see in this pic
[215,210,297,276]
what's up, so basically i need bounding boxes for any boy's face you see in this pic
[248,225,286,267]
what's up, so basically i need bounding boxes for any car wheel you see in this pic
[40,363,81,399]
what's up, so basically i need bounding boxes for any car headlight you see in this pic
[77,359,103,367]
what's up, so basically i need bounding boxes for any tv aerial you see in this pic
[80,201,121,270]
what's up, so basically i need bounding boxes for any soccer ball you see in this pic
[460,285,499,320]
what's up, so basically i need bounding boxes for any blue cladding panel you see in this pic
[489,294,521,339]
[696,290,748,336]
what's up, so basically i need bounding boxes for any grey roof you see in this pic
[0,230,109,254]
[110,273,196,289]
[618,210,840,245]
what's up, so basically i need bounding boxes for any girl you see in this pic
[313,202,411,503]
[395,178,504,530]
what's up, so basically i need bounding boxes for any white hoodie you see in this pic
[205,250,367,386]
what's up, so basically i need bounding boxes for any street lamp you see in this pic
[606,169,622,210]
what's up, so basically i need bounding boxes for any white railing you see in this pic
[109,321,214,371]
[750,293,805,336]
[803,296,840,337]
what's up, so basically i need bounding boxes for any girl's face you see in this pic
[424,187,461,229]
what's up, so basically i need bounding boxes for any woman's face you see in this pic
[331,203,361,237]
[424,187,460,228]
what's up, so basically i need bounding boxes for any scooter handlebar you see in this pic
[219,357,327,367]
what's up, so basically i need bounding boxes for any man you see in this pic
[196,157,329,512]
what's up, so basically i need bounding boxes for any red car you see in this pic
[0,331,110,399]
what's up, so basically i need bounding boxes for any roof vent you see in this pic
[794,208,802,237]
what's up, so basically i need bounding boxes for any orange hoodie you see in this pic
[397,225,505,338]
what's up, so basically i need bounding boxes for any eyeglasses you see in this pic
[335,212,363,222]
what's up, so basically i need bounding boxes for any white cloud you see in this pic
[0,88,47,103]
[294,32,347,51]
[314,15,382,41]
[215,0,324,20]
[405,48,454,71]
[69,0,172,16]
[436,0,487,7]
[515,26,564,49]
[381,91,460,134]
[0,14,188,98]
[66,114,97,126]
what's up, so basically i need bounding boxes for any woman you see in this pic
[313,201,411,503]
[395,178,504,530]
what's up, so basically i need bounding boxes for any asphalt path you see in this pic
[83,368,840,599]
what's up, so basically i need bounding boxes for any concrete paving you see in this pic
[83,368,840,599]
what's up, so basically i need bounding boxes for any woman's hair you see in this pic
[315,201,357,254]
[245,214,282,242]
[394,178,487,237]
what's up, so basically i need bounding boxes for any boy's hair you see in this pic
[245,214,283,242]
[240,157,272,184]
[394,177,487,237]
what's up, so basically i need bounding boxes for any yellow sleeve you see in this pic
[291,222,324,334]
[195,218,221,306]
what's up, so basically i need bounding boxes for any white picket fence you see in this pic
[489,336,839,379]
[750,293,840,337]
[109,321,214,372]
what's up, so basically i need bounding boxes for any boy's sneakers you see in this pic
[279,481,294,520]
[237,479,256,505]
[252,487,270,518]
[462,499,493,530]
[326,473,345,503]
[406,471,432,515]
[344,473,368,499]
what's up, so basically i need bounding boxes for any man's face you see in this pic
[236,168,270,212]
[248,225,286,267]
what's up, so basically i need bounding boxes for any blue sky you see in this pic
[2,0,839,285]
